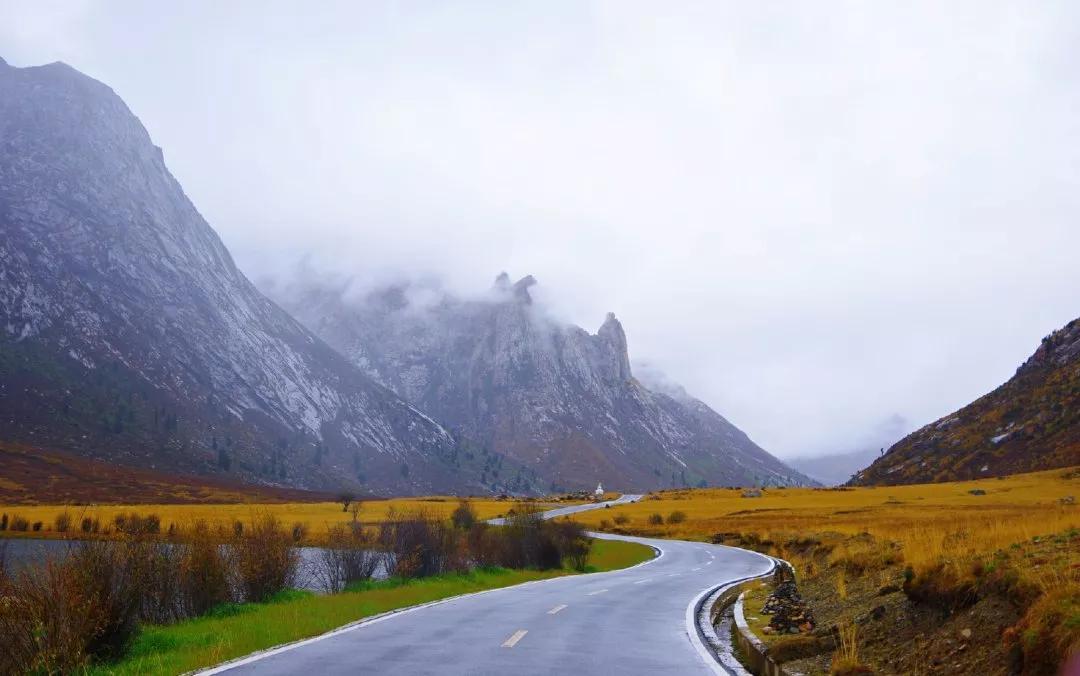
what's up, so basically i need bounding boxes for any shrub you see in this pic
[179,521,233,616]
[32,521,43,532]
[233,513,299,602]
[378,508,463,579]
[612,513,630,525]
[113,512,161,536]
[0,513,7,530]
[314,523,382,593]
[0,555,103,674]
[549,520,589,571]
[648,513,664,526]
[451,500,478,530]
[54,511,72,533]
[66,541,146,660]
[667,511,687,525]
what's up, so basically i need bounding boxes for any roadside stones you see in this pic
[760,580,816,634]
[1060,495,1075,505]
[742,488,763,498]
[968,489,986,496]
[960,628,972,640]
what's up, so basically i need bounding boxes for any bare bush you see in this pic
[313,523,382,592]
[54,511,73,533]
[233,513,299,602]
[667,510,687,525]
[9,514,28,532]
[379,508,464,579]
[113,512,161,536]
[451,500,478,530]
[0,555,102,674]
[66,541,145,660]
[550,520,590,571]
[179,521,233,616]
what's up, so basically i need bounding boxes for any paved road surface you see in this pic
[207,496,772,676]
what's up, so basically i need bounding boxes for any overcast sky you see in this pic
[3,1,1078,460]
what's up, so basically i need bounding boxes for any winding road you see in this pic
[204,496,773,675]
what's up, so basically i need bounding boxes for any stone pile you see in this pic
[760,580,816,635]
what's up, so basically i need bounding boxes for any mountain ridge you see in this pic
[277,274,815,491]
[0,57,487,495]
[851,316,1080,485]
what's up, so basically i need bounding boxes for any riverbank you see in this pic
[88,539,654,676]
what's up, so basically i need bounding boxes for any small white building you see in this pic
[594,483,604,500]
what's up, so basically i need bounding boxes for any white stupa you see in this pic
[594,482,604,500]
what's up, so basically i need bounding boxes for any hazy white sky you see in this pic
[3,1,1078,459]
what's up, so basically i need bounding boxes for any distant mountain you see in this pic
[852,317,1080,485]
[277,274,814,492]
[0,58,493,495]
[788,449,884,486]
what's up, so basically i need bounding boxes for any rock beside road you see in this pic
[761,580,816,634]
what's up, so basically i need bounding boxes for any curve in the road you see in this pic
[201,495,773,676]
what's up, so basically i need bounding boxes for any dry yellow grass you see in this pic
[0,496,552,544]
[575,467,1080,569]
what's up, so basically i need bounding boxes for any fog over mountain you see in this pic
[271,273,814,490]
[3,2,1079,461]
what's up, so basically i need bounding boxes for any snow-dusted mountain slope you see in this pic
[280,274,814,491]
[0,57,487,495]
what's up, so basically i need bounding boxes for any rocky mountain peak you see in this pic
[512,275,537,304]
[1018,318,1080,375]
[596,312,632,382]
[280,276,814,491]
[1,58,467,495]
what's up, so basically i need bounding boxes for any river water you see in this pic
[0,538,387,592]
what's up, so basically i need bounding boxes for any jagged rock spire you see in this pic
[597,312,632,382]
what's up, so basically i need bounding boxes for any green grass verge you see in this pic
[91,539,653,675]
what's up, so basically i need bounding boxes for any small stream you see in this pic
[0,537,387,592]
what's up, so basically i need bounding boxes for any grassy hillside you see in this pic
[854,317,1080,485]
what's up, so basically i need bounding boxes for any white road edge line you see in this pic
[692,567,701,572]
[197,502,662,675]
[502,630,528,647]
[633,578,650,584]
[683,544,777,675]
[547,604,567,615]
[586,589,609,596]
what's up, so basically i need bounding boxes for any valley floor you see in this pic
[569,466,1080,674]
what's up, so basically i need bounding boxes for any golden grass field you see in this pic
[0,496,568,544]
[570,467,1080,571]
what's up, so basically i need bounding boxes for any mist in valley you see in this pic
[4,1,1079,463]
